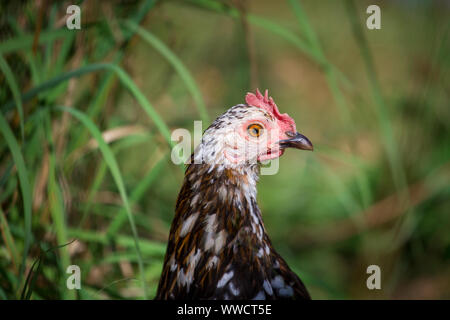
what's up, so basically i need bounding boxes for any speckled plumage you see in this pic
[156,90,311,300]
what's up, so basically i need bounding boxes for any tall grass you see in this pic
[0,112,32,290]
[0,0,449,300]
[0,1,171,299]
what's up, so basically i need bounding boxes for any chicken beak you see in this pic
[279,132,313,151]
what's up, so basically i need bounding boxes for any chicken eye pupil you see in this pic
[248,124,263,137]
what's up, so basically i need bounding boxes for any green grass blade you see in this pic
[344,0,406,190]
[69,73,117,154]
[0,54,25,140]
[20,256,42,300]
[287,0,352,126]
[48,170,75,299]
[67,228,166,257]
[123,20,210,124]
[0,287,7,300]
[106,64,175,148]
[184,0,352,89]
[42,111,75,299]
[53,33,76,76]
[0,28,71,55]
[77,161,108,228]
[106,153,168,236]
[344,0,411,247]
[121,0,159,40]
[3,63,175,149]
[54,106,148,299]
[0,113,32,288]
[2,64,108,113]
[0,208,20,276]
[6,18,47,85]
[78,133,152,227]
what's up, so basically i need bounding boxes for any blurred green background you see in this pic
[0,0,449,299]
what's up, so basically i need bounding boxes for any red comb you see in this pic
[245,89,296,131]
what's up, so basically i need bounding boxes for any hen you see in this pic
[156,89,313,300]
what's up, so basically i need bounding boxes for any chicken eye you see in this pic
[247,123,264,137]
